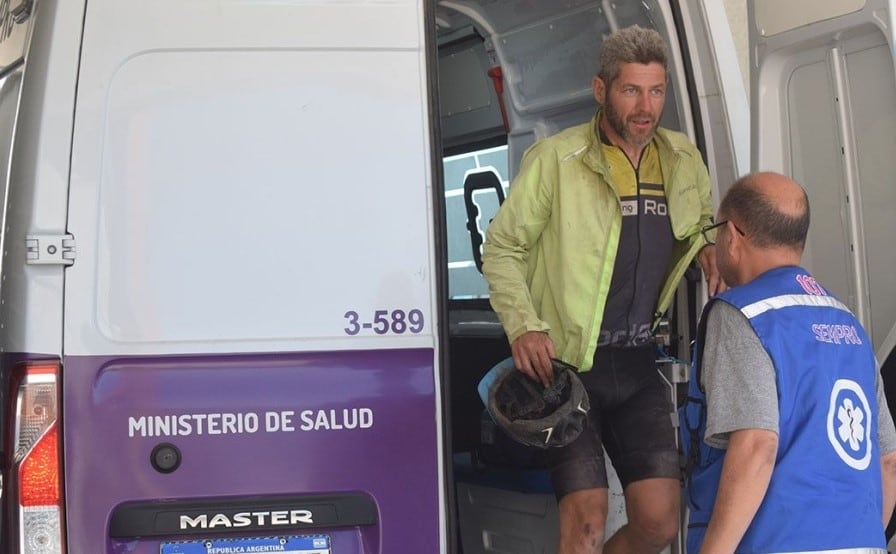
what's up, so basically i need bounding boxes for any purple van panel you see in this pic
[63,348,440,553]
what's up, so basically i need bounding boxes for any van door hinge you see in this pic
[26,234,76,266]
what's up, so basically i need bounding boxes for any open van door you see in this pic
[60,2,443,553]
[747,1,896,384]
[747,0,896,536]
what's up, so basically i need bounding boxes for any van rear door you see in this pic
[747,0,896,366]
[63,1,443,553]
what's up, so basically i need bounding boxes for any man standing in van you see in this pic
[681,172,896,553]
[482,25,718,553]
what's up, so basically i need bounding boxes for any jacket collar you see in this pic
[582,110,682,181]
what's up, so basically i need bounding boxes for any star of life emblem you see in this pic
[826,379,872,470]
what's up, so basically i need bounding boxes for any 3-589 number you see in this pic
[343,309,425,336]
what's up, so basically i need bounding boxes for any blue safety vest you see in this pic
[681,266,885,553]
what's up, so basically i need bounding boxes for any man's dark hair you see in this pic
[597,25,669,87]
[719,174,810,251]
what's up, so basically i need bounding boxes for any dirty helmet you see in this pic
[477,356,590,449]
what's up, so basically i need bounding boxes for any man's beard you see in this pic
[604,99,658,148]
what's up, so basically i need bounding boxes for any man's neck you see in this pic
[740,250,803,285]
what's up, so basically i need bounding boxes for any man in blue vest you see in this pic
[681,172,896,553]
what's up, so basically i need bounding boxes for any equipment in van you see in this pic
[478,357,590,449]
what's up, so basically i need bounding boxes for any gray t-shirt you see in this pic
[701,301,896,454]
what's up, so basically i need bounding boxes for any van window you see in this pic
[443,144,508,299]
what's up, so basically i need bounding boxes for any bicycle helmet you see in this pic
[477,357,590,449]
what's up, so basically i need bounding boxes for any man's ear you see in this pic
[724,221,742,258]
[593,76,606,104]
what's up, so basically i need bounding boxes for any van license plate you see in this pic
[160,535,330,554]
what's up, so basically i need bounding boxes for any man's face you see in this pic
[593,61,666,150]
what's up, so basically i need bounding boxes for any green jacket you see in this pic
[481,116,713,371]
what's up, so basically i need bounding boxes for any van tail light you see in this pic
[13,362,65,553]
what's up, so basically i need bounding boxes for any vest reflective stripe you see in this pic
[741,293,850,318]
[681,266,886,553]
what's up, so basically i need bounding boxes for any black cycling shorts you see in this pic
[547,345,679,500]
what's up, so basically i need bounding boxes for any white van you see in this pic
[0,0,892,553]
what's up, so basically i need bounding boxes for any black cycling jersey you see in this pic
[597,132,674,348]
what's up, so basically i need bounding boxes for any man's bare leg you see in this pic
[557,488,609,554]
[604,477,680,554]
